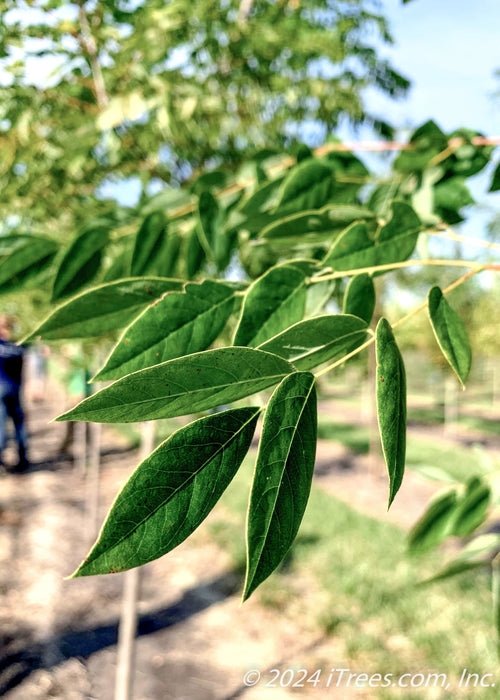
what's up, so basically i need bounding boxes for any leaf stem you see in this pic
[309,258,484,283]
[314,264,498,379]
[428,226,500,252]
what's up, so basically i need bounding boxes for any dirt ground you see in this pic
[1,384,499,700]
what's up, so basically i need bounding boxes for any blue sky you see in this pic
[373,0,500,135]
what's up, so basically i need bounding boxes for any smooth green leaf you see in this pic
[71,407,260,577]
[489,162,500,192]
[236,176,284,217]
[394,121,448,173]
[197,191,219,258]
[259,205,373,240]
[343,273,376,325]
[190,169,228,194]
[131,211,167,276]
[323,201,421,271]
[408,490,458,554]
[422,533,500,583]
[234,264,307,347]
[57,347,294,423]
[376,318,407,507]
[258,314,367,370]
[275,160,334,215]
[95,280,236,380]
[428,286,472,387]
[243,372,317,600]
[186,226,206,277]
[304,278,335,317]
[0,234,37,258]
[451,477,490,537]
[0,236,57,293]
[52,226,110,301]
[22,277,183,342]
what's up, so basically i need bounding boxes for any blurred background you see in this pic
[1,0,500,698]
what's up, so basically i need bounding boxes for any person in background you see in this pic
[0,314,29,472]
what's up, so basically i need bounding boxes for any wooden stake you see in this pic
[114,421,155,700]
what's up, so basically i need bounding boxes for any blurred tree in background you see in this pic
[0,0,409,231]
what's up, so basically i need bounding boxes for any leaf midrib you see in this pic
[106,289,235,372]
[88,409,261,567]
[247,375,315,586]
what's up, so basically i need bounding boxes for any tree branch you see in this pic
[78,6,108,109]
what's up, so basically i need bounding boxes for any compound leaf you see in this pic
[71,407,260,577]
[244,372,317,600]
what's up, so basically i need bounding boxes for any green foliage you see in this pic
[23,277,183,341]
[0,0,409,231]
[343,273,376,325]
[323,201,421,270]
[71,407,260,576]
[52,224,111,301]
[244,372,317,600]
[428,286,472,387]
[234,264,307,347]
[58,347,294,423]
[19,121,500,613]
[94,280,236,380]
[376,318,407,507]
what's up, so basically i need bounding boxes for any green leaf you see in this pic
[234,264,307,347]
[186,226,206,278]
[422,533,500,583]
[0,236,57,294]
[343,273,376,325]
[408,490,458,554]
[243,372,317,600]
[197,191,219,258]
[489,162,500,192]
[323,201,421,271]
[451,477,490,537]
[258,314,367,370]
[23,277,183,341]
[71,407,260,577]
[131,211,167,276]
[52,225,110,301]
[394,121,448,174]
[275,160,334,215]
[427,286,472,387]
[236,176,284,217]
[376,318,407,507]
[95,280,236,380]
[304,278,335,317]
[259,205,373,240]
[57,347,294,423]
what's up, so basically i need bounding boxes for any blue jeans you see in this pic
[0,392,28,463]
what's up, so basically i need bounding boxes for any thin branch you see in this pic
[78,6,108,109]
[314,265,499,380]
[428,226,500,253]
[308,259,484,283]
[237,0,254,24]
